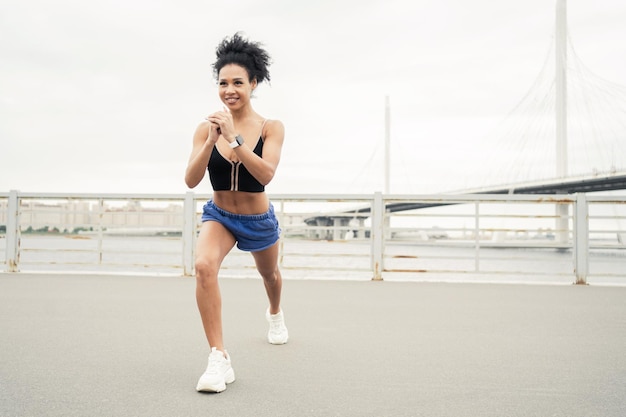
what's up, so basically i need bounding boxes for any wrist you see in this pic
[229,134,245,149]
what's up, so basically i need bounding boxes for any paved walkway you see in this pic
[1,273,625,417]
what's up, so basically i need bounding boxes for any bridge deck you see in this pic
[304,173,626,228]
[1,273,625,417]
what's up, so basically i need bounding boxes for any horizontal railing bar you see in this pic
[3,191,625,283]
[6,192,621,203]
[382,268,573,276]
[390,213,573,219]
[19,248,180,255]
[277,266,371,272]
[385,240,573,248]
[17,261,185,268]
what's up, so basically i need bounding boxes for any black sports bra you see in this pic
[207,138,265,192]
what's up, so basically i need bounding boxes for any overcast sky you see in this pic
[1,0,625,195]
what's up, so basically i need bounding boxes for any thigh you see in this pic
[196,220,237,264]
[250,241,280,276]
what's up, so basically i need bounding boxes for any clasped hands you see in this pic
[206,107,236,144]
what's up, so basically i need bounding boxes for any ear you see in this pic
[251,77,258,90]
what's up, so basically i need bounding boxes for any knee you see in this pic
[260,267,280,286]
[195,257,219,289]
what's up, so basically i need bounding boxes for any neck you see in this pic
[229,104,255,123]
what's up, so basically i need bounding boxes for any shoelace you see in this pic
[269,315,285,332]
[206,352,226,374]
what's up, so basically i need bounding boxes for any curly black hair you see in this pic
[212,32,272,84]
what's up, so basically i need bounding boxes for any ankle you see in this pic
[211,346,227,356]
[268,307,281,316]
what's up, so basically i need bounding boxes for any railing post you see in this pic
[96,198,104,265]
[474,201,480,272]
[573,193,589,285]
[277,200,285,269]
[371,192,384,281]
[182,192,196,276]
[6,190,20,272]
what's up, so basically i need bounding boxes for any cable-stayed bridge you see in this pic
[306,0,626,228]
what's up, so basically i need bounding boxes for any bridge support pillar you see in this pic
[356,219,366,239]
[330,217,353,240]
[332,217,342,240]
[318,218,330,240]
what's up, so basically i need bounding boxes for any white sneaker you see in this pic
[266,308,289,345]
[196,347,235,393]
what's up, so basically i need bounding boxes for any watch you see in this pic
[229,134,245,148]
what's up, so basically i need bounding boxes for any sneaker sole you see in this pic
[196,382,226,393]
[196,369,235,393]
[268,335,289,345]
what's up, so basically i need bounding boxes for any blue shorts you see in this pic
[201,200,281,252]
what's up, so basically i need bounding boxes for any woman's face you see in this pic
[218,64,257,110]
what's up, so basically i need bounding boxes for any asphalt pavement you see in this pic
[1,273,625,417]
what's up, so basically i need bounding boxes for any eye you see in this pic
[235,81,243,85]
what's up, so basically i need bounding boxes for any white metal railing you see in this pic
[1,190,625,284]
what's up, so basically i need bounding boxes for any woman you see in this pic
[184,33,288,393]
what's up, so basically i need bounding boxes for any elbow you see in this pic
[185,178,200,189]
[184,172,201,189]
[258,168,276,186]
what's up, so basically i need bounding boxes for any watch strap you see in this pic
[229,135,244,148]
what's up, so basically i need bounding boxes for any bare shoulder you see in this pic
[193,120,211,140]
[196,119,211,133]
[263,119,285,140]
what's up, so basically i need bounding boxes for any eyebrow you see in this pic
[219,77,245,82]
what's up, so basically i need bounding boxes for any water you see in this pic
[3,234,625,285]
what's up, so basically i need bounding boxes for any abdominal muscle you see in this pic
[212,190,270,215]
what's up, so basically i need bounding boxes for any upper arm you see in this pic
[188,121,211,162]
[184,121,213,188]
[261,120,285,170]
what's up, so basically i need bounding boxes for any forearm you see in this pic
[234,146,276,186]
[185,145,213,188]
[230,121,283,186]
